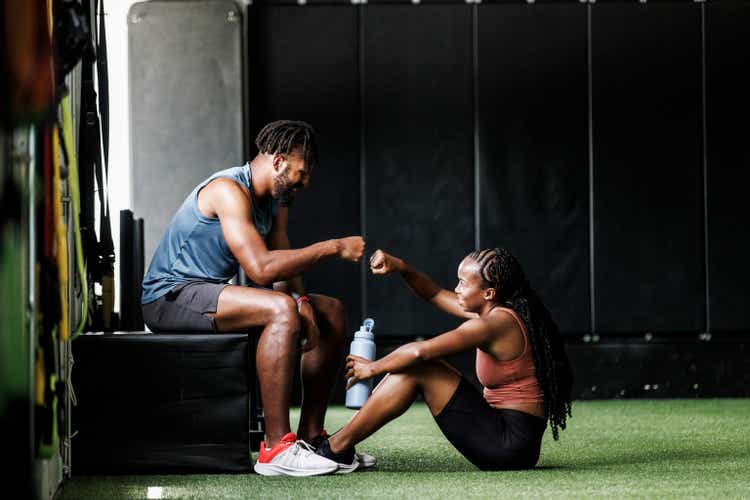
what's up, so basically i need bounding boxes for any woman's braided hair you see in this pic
[255,120,318,170]
[468,248,573,440]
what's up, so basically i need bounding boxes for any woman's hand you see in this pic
[345,354,375,389]
[369,249,404,275]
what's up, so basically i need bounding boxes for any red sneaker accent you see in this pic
[257,432,297,463]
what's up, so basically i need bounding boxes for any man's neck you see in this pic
[249,155,273,199]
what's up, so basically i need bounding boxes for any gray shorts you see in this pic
[142,281,229,332]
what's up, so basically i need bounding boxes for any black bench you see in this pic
[71,331,264,474]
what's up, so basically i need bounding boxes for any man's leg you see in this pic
[297,294,348,442]
[213,285,301,448]
[327,360,461,454]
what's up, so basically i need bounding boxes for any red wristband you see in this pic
[296,294,310,305]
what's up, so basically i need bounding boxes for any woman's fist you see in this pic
[369,249,403,275]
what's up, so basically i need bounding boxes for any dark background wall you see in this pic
[249,5,362,331]
[249,0,750,339]
[592,3,705,334]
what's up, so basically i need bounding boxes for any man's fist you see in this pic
[369,249,403,275]
[337,236,365,262]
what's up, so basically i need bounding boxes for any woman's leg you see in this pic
[328,360,461,454]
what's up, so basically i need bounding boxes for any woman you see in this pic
[315,247,573,471]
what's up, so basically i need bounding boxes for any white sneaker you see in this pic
[334,455,360,475]
[254,432,339,477]
[356,451,377,469]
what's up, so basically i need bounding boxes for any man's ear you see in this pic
[272,154,286,171]
[484,288,496,302]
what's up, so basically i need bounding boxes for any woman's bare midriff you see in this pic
[491,401,546,419]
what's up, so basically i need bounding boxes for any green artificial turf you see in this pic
[58,399,750,499]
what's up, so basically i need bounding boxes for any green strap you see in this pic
[61,95,88,337]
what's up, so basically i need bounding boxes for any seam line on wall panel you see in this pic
[701,2,710,333]
[359,5,367,318]
[473,4,480,251]
[588,3,595,334]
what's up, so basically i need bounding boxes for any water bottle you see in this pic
[345,318,376,409]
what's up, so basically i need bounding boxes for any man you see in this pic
[141,120,367,476]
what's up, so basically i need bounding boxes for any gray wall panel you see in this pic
[129,1,244,268]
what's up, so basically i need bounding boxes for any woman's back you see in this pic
[476,307,545,418]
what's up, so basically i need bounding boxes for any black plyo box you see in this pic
[72,332,250,474]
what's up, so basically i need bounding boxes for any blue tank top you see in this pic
[141,163,278,304]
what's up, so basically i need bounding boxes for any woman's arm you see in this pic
[370,249,477,320]
[345,318,496,387]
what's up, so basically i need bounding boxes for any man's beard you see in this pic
[272,169,296,207]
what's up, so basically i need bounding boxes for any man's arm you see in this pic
[266,206,319,351]
[211,179,364,285]
[267,207,305,295]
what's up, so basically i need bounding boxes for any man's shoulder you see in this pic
[200,177,251,219]
[204,176,248,198]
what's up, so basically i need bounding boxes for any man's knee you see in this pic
[316,295,346,330]
[328,296,345,320]
[326,297,346,336]
[308,294,347,343]
[269,293,301,334]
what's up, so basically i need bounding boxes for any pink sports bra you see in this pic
[475,307,544,406]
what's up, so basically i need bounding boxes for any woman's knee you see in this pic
[381,365,433,387]
[373,362,458,396]
[407,361,461,411]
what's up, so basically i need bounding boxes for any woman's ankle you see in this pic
[329,433,349,454]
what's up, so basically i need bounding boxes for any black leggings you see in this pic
[434,378,547,470]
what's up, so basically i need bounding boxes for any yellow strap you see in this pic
[35,347,45,405]
[61,96,88,335]
[52,125,70,342]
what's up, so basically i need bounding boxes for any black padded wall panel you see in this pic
[592,3,705,333]
[240,2,748,339]
[364,5,474,336]
[706,2,750,332]
[250,6,361,329]
[478,4,589,335]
